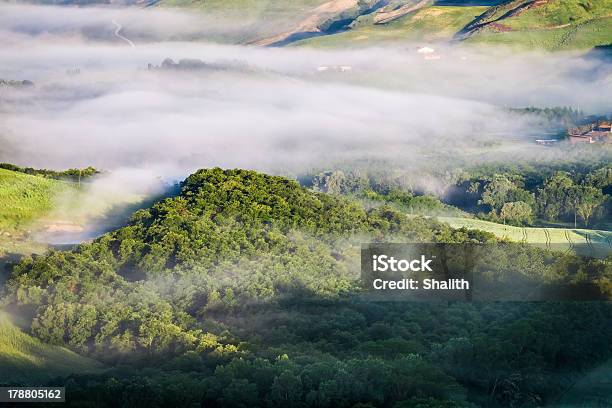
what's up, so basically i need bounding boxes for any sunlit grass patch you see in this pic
[0,311,101,383]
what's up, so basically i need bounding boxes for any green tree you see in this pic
[499,201,533,226]
[537,172,575,221]
[222,379,258,408]
[270,371,303,407]
[480,175,534,217]
[574,186,605,227]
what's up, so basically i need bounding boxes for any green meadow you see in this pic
[0,168,77,232]
[439,216,612,256]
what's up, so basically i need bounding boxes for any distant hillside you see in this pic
[13,0,611,49]
[460,0,611,34]
[0,311,100,384]
[156,0,335,42]
[294,4,488,46]
[289,0,612,50]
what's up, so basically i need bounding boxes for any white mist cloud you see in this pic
[0,4,610,184]
[0,3,257,45]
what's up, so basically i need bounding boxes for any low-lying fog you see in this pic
[0,4,610,239]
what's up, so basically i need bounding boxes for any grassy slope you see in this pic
[294,5,488,46]
[0,168,76,232]
[0,167,149,259]
[0,311,100,384]
[0,169,78,256]
[465,19,611,50]
[292,0,611,50]
[472,0,611,29]
[150,0,612,50]
[0,172,97,383]
[463,0,612,50]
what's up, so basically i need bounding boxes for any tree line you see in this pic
[305,162,611,228]
[0,163,99,183]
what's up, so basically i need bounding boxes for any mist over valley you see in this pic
[0,2,611,407]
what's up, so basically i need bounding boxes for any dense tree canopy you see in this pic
[2,168,611,407]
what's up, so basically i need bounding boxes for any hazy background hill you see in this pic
[11,0,611,50]
[156,0,612,49]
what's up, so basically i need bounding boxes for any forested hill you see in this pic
[3,168,612,407]
[5,168,487,358]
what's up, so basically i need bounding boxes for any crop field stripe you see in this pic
[438,217,612,244]
[544,228,551,250]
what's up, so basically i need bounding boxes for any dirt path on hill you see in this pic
[112,19,136,48]
[42,221,84,234]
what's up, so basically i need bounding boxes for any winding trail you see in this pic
[112,19,135,48]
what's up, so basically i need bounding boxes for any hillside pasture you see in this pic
[439,216,612,257]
